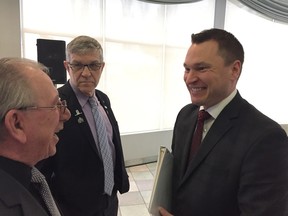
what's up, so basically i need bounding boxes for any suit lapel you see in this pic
[96,91,119,152]
[178,111,198,179]
[75,109,99,154]
[0,169,48,216]
[60,83,99,155]
[179,93,242,186]
[96,92,112,125]
[181,116,233,184]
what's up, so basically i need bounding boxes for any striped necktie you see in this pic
[31,167,61,216]
[89,96,114,195]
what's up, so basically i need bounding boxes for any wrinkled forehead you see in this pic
[68,48,103,62]
[26,67,58,102]
[68,51,103,63]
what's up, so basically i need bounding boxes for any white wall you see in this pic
[281,125,288,135]
[0,0,21,58]
[122,130,173,167]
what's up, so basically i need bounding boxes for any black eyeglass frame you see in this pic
[68,62,103,72]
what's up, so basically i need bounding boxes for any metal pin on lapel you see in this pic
[75,109,83,116]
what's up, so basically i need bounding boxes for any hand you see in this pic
[158,207,173,216]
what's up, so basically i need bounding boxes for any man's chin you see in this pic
[79,87,95,96]
[47,148,57,158]
[47,141,58,157]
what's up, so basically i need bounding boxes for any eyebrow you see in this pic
[71,60,101,64]
[195,62,211,67]
[184,62,211,68]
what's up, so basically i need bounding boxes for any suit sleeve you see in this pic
[238,128,288,215]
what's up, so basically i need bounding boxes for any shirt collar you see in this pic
[203,89,237,119]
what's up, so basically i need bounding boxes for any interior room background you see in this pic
[1,0,288,165]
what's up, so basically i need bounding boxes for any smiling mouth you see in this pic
[191,87,205,93]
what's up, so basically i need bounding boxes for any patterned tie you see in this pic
[31,167,61,216]
[188,110,211,162]
[89,96,114,196]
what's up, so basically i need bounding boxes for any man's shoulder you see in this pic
[0,169,26,205]
[57,82,71,93]
[180,103,199,113]
[96,89,108,97]
[96,89,110,103]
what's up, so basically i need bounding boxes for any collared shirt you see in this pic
[70,82,116,165]
[200,89,237,140]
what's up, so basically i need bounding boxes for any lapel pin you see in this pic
[77,117,84,124]
[75,109,83,116]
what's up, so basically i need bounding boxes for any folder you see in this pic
[148,146,173,216]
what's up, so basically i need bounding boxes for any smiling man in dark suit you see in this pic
[39,36,129,216]
[159,28,288,216]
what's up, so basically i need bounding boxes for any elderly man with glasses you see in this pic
[0,57,71,216]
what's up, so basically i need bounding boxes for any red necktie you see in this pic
[188,110,211,162]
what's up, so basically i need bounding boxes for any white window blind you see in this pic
[225,0,288,124]
[21,0,215,134]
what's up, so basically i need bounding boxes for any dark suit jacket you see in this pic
[39,81,129,216]
[171,92,288,216]
[0,169,49,216]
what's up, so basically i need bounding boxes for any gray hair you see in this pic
[66,35,104,62]
[0,57,48,121]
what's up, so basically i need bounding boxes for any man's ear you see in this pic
[4,110,27,143]
[63,60,69,70]
[231,60,241,81]
[101,62,105,70]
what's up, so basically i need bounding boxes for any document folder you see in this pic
[148,146,173,216]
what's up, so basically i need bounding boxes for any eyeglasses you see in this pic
[19,100,67,114]
[68,62,102,72]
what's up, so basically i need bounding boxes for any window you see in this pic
[21,0,215,134]
[225,0,288,124]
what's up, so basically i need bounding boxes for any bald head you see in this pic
[0,57,50,121]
